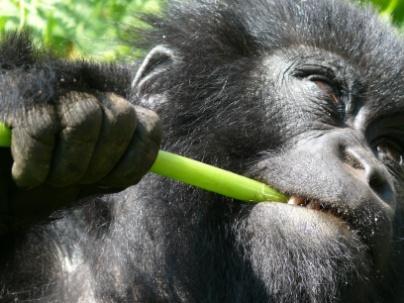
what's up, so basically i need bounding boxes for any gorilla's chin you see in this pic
[235,203,374,303]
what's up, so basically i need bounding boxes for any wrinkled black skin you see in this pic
[2,0,404,302]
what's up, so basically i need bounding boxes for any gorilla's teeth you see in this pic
[306,201,322,211]
[287,196,306,206]
[287,196,296,205]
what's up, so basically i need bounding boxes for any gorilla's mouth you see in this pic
[286,195,349,225]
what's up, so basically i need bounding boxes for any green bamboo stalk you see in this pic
[150,150,288,202]
[0,122,287,203]
[0,123,11,147]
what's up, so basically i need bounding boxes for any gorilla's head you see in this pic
[128,0,404,302]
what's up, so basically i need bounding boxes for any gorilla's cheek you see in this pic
[235,203,372,298]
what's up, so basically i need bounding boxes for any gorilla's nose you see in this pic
[340,146,394,205]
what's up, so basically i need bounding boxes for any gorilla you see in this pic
[1,0,404,302]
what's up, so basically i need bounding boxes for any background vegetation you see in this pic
[0,0,402,61]
[0,0,163,60]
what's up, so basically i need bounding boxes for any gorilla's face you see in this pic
[228,47,399,302]
[255,48,394,252]
[136,0,404,301]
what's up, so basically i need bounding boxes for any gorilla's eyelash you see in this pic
[292,64,337,81]
[293,65,343,96]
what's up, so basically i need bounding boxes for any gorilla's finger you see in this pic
[47,92,102,187]
[80,93,137,184]
[100,106,161,187]
[10,106,57,188]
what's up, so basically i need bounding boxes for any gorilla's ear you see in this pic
[132,45,177,93]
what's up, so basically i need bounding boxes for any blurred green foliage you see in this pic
[0,0,403,61]
[360,0,404,24]
[0,0,163,61]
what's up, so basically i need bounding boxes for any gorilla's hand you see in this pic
[2,91,161,231]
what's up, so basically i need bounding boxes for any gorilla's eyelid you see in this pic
[294,65,343,98]
[293,64,337,81]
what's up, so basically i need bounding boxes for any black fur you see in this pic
[1,0,404,302]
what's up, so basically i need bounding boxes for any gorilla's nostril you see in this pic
[368,173,393,203]
[369,174,383,192]
[340,146,394,204]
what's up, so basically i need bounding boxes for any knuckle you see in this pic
[134,106,162,144]
[58,92,102,142]
[135,105,160,125]
[9,107,56,188]
[10,105,57,140]
[59,92,102,128]
[103,93,137,123]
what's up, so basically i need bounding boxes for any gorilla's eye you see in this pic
[375,140,404,165]
[309,77,340,105]
[293,66,341,105]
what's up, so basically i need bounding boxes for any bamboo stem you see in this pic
[0,122,287,203]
